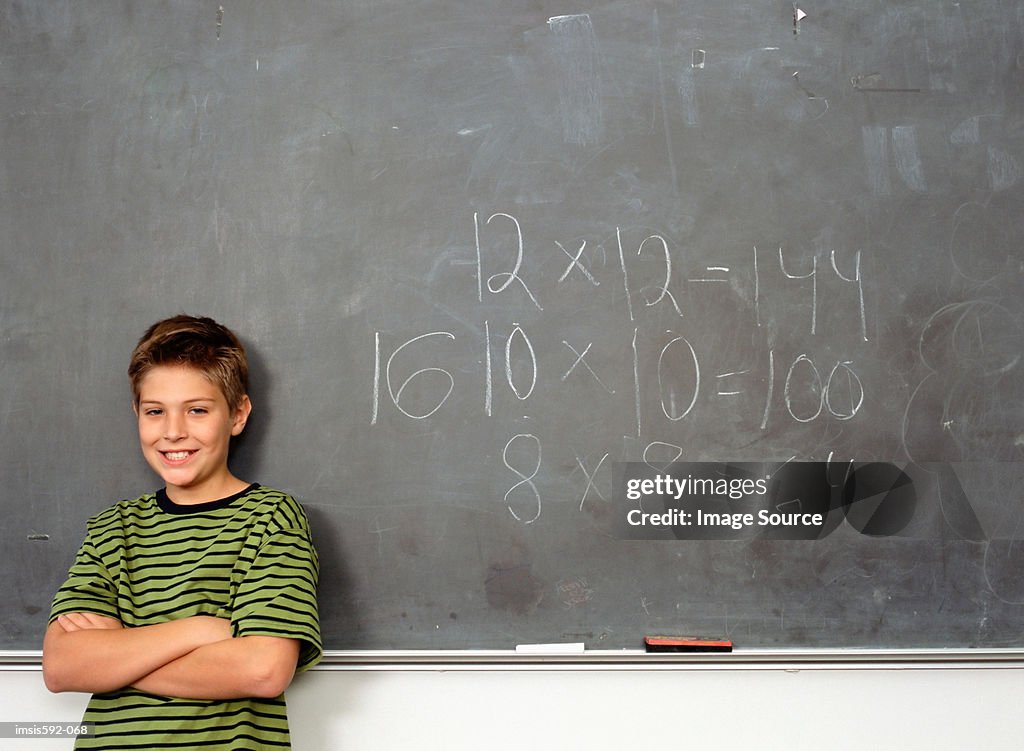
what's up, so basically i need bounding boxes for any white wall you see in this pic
[3,659,1024,750]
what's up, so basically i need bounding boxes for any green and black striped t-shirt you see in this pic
[49,484,322,750]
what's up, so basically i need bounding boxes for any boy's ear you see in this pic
[231,395,252,436]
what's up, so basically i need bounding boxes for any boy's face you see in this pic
[135,364,251,504]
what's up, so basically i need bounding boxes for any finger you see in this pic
[82,613,123,629]
[56,614,83,632]
[60,612,121,630]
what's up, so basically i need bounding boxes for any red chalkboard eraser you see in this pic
[644,635,733,652]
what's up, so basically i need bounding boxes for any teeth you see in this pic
[164,451,193,461]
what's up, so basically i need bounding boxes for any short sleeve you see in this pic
[49,530,119,623]
[231,501,322,672]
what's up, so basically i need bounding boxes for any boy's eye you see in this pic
[144,408,163,416]
[188,407,209,415]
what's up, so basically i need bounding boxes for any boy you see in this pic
[43,315,322,750]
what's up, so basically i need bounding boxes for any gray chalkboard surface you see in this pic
[3,1,1023,651]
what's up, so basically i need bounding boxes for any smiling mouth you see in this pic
[162,450,196,462]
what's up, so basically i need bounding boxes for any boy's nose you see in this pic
[164,415,187,440]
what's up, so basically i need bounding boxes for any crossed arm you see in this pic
[42,613,299,700]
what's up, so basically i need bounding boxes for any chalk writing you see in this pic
[505,324,537,401]
[474,212,543,310]
[575,452,610,511]
[562,341,615,394]
[658,336,700,422]
[370,210,871,524]
[371,331,456,423]
[504,433,543,524]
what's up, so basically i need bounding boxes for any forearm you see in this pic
[43,616,229,695]
[131,636,300,700]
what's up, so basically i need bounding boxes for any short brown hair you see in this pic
[128,315,249,409]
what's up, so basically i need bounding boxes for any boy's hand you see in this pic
[55,613,123,632]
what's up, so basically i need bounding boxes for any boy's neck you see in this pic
[164,475,251,505]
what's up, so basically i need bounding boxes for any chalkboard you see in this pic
[3,0,1023,651]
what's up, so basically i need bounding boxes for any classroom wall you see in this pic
[3,661,1023,750]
